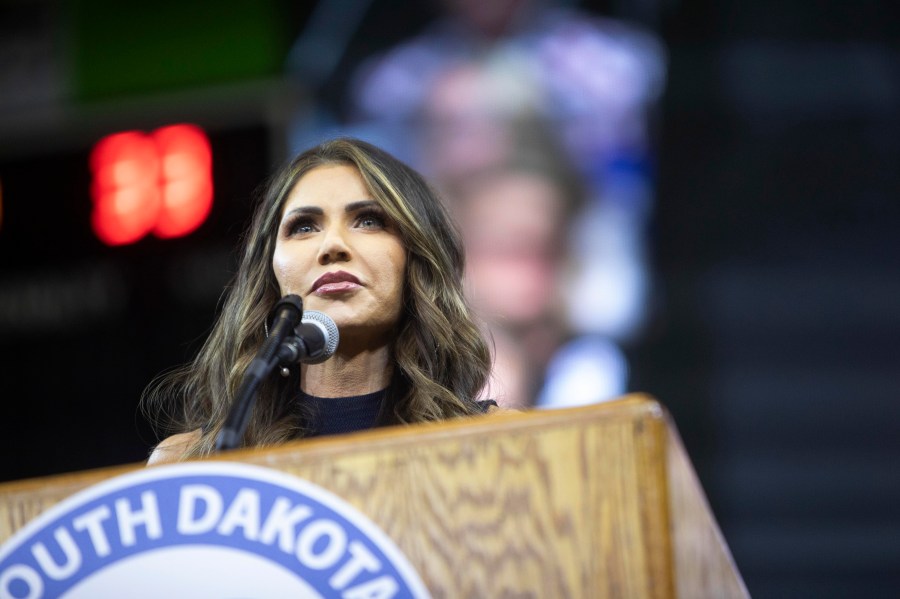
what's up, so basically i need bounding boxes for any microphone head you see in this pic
[299,310,339,363]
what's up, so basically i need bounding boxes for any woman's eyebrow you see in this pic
[282,201,378,221]
[283,206,324,218]
[345,200,379,213]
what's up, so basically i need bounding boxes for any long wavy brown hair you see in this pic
[143,138,491,459]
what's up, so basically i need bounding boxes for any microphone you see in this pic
[215,294,304,452]
[277,310,340,365]
[265,295,305,350]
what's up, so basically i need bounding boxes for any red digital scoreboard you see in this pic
[89,124,213,245]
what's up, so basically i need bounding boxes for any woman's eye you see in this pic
[285,217,316,236]
[356,211,386,229]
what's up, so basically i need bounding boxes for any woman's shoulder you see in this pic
[147,429,202,466]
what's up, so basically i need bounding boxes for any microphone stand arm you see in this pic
[215,296,303,452]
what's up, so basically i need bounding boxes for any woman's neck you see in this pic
[299,343,392,398]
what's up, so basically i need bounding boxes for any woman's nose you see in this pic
[317,227,351,265]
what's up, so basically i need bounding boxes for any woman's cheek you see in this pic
[271,251,296,295]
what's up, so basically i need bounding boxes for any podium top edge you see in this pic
[0,393,666,493]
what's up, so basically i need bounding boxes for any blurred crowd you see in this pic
[287,0,666,409]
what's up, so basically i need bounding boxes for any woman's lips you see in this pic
[311,271,362,295]
[314,280,361,295]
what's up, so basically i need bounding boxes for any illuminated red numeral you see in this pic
[90,124,213,246]
[151,125,213,239]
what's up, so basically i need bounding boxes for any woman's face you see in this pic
[272,164,407,346]
[459,171,564,325]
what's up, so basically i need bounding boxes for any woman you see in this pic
[146,138,494,465]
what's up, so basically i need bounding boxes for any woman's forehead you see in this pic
[281,164,370,210]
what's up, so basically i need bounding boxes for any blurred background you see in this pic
[1,0,898,596]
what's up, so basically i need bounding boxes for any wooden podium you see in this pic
[0,395,747,598]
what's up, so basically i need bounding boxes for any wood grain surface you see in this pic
[0,395,747,598]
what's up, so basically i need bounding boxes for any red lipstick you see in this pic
[311,271,362,295]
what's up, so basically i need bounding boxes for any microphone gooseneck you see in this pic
[215,295,305,452]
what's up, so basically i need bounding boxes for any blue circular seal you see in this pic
[0,462,431,598]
